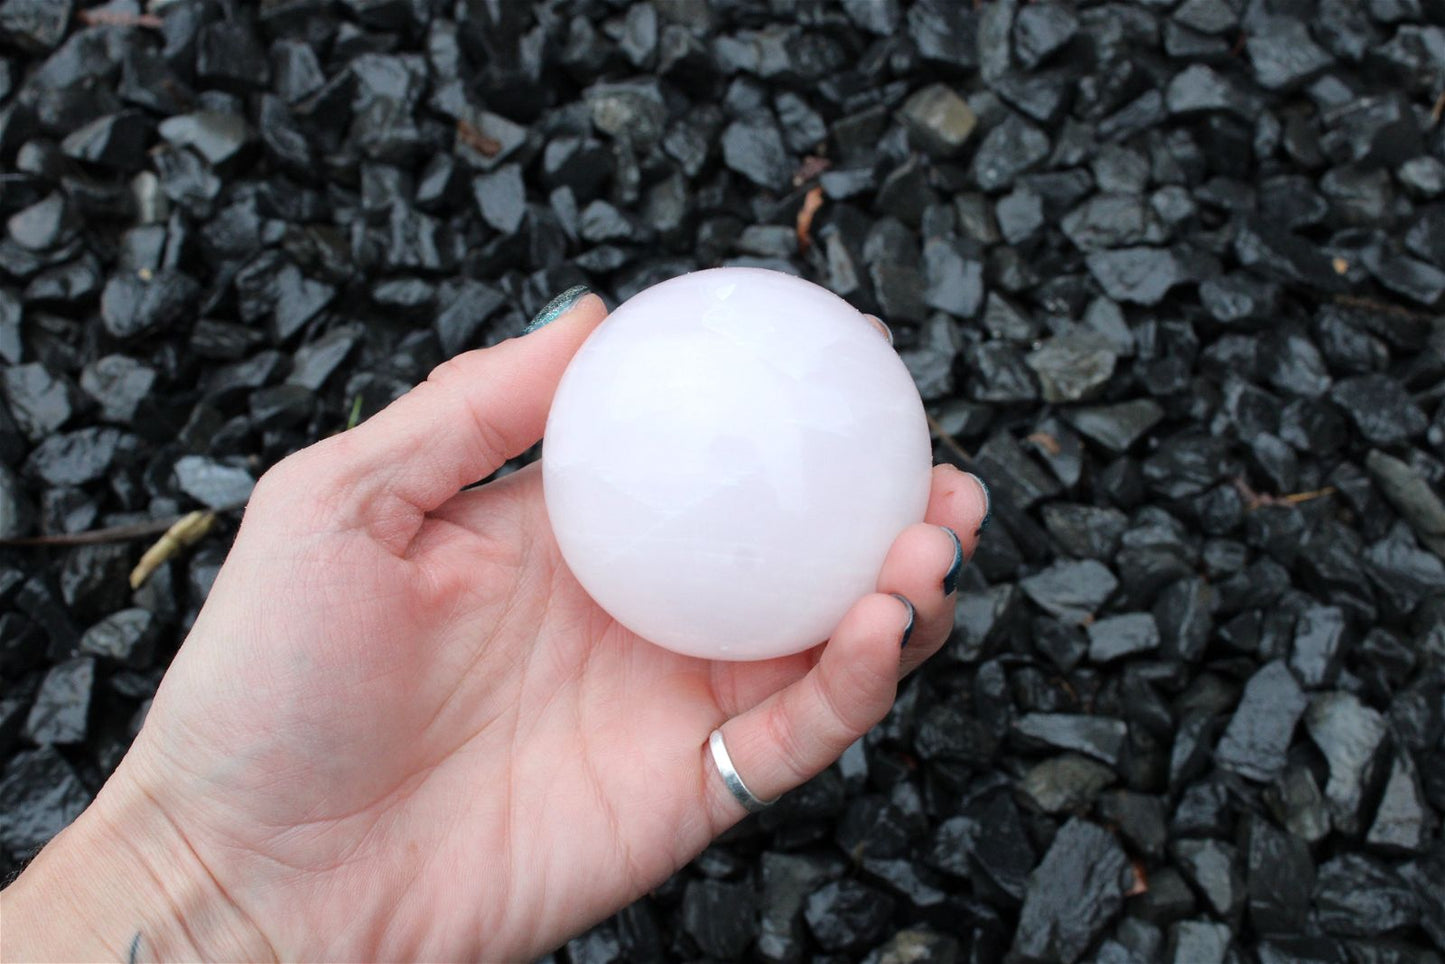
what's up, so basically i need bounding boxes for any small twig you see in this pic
[77,9,164,28]
[1233,476,1337,511]
[1280,486,1337,505]
[1331,293,1436,322]
[0,516,185,547]
[926,412,973,463]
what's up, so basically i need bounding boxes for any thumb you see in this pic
[274,287,606,553]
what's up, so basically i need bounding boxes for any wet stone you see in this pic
[1399,847,1445,951]
[1040,503,1125,561]
[1247,18,1333,90]
[100,271,200,340]
[23,656,94,745]
[973,113,1050,192]
[80,355,155,424]
[965,341,1040,403]
[860,857,949,908]
[1173,838,1244,919]
[196,21,270,90]
[921,238,985,318]
[0,463,35,538]
[174,455,256,510]
[860,928,961,964]
[1012,818,1131,964]
[1096,790,1167,859]
[1366,750,1435,855]
[1012,3,1078,70]
[79,608,158,669]
[1014,713,1127,767]
[288,326,360,392]
[61,110,151,170]
[909,0,979,66]
[7,192,79,251]
[1331,374,1429,446]
[473,164,527,236]
[758,852,837,962]
[973,432,1060,508]
[1020,559,1119,623]
[681,878,756,959]
[1215,660,1309,782]
[1306,691,1388,834]
[1063,400,1164,456]
[1027,330,1117,404]
[1019,753,1116,814]
[0,0,73,53]
[1154,577,1213,663]
[898,84,978,157]
[1166,64,1258,118]
[1085,247,1192,306]
[1132,866,1197,927]
[1290,605,1347,688]
[804,879,895,952]
[721,117,791,192]
[1313,854,1419,937]
[25,427,125,487]
[1,361,72,441]
[0,746,90,856]
[1244,813,1315,935]
[1165,920,1230,964]
[1088,613,1160,663]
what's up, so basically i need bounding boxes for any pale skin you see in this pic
[1,295,987,962]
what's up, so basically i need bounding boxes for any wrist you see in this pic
[0,758,277,963]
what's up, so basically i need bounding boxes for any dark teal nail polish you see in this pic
[969,472,992,537]
[891,594,915,649]
[941,526,963,595]
[524,284,589,334]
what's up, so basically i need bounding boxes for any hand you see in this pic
[1,294,988,962]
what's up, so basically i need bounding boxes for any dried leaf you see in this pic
[130,511,217,589]
[1126,859,1149,897]
[457,120,501,157]
[795,186,824,255]
[1026,432,1062,456]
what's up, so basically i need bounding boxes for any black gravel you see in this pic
[2,1,1444,961]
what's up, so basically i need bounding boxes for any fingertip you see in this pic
[890,593,916,648]
[926,463,989,547]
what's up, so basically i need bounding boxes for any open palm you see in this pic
[111,295,986,961]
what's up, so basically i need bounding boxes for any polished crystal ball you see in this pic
[542,268,932,661]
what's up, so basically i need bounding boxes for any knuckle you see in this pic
[762,702,815,785]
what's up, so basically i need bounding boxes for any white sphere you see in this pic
[542,268,932,661]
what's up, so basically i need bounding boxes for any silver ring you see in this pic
[708,728,776,813]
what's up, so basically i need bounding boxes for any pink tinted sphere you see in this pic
[542,268,932,661]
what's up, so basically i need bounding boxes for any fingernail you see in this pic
[864,313,893,346]
[524,284,590,334]
[891,593,915,649]
[968,472,991,537]
[940,526,963,595]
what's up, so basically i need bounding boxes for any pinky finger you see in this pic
[700,593,913,829]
